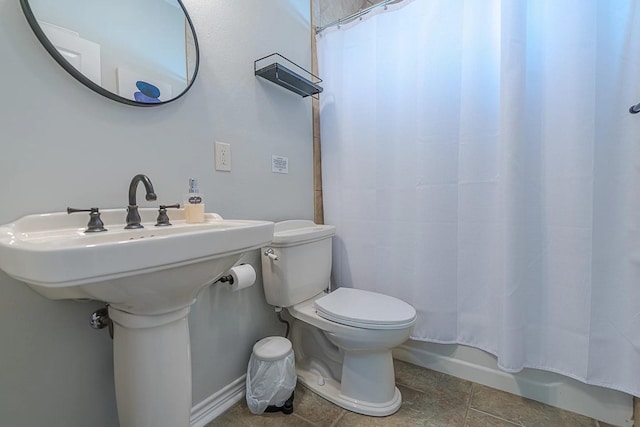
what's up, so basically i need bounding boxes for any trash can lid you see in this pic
[252,336,292,361]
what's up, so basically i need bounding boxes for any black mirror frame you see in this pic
[19,0,200,107]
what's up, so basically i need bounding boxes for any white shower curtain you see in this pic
[318,0,640,396]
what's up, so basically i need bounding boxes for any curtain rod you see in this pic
[315,0,403,34]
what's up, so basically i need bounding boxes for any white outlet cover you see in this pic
[215,142,231,172]
[272,155,288,174]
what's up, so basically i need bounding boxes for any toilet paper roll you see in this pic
[228,264,256,292]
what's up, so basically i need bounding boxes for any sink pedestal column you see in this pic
[109,306,192,427]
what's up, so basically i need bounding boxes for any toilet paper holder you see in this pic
[215,263,256,292]
[216,274,235,285]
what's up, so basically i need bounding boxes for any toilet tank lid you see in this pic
[271,220,336,247]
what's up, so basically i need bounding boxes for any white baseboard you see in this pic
[393,341,634,427]
[190,375,246,427]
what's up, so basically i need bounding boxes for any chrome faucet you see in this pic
[125,174,157,229]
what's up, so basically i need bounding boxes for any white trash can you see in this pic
[245,336,296,415]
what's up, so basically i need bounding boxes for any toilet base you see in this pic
[296,366,402,417]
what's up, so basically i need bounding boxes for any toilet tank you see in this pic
[262,220,336,307]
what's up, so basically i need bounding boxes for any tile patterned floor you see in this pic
[208,360,607,427]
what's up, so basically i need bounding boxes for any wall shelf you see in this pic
[254,53,323,98]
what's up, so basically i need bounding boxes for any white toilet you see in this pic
[261,220,416,416]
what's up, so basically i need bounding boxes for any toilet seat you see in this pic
[314,288,416,330]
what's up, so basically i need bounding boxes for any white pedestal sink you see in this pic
[0,208,274,427]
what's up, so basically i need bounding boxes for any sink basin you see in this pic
[0,207,275,426]
[0,207,275,427]
[0,208,274,314]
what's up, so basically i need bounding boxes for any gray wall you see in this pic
[0,1,313,425]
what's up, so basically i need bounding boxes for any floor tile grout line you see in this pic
[329,410,347,427]
[463,382,476,425]
[395,382,425,394]
[292,412,317,426]
[467,407,524,426]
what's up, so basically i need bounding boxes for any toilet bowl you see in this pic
[261,221,416,416]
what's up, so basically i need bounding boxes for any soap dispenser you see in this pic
[184,178,205,223]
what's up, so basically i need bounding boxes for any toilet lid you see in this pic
[314,288,416,330]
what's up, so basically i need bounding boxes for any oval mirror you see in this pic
[20,0,199,106]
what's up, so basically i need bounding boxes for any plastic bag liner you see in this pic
[245,338,296,415]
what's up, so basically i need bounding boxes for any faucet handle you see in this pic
[155,204,180,227]
[67,207,108,233]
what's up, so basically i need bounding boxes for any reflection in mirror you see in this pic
[20,0,199,106]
